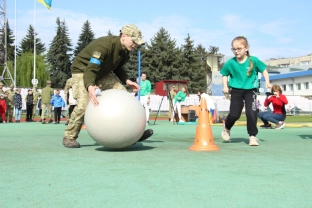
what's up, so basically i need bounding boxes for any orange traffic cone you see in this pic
[189,98,220,151]
[81,124,86,129]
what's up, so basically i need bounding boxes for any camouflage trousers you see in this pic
[64,72,126,139]
[5,104,14,122]
[32,103,38,118]
[41,104,52,120]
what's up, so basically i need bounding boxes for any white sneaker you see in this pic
[275,122,286,130]
[221,122,230,141]
[249,136,259,146]
[179,120,185,122]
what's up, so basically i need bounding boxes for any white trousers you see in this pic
[172,102,182,121]
[140,95,150,122]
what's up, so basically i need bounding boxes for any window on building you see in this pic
[304,82,309,90]
[282,85,286,91]
[289,84,293,91]
[296,83,301,90]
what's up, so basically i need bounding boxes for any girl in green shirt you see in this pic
[220,36,272,146]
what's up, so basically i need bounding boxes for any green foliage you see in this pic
[18,25,46,55]
[73,20,95,57]
[107,30,114,36]
[47,17,73,88]
[179,34,205,93]
[142,27,180,88]
[7,53,49,88]
[123,48,144,82]
[0,20,15,62]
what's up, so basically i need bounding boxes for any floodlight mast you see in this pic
[0,0,14,86]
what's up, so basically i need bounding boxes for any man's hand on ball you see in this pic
[88,85,99,106]
[126,80,140,91]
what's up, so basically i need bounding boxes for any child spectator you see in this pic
[13,88,22,123]
[50,89,65,124]
[0,94,6,123]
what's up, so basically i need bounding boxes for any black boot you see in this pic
[138,129,154,142]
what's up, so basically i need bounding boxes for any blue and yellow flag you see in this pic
[37,0,52,10]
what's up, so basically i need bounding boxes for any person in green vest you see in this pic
[139,72,152,126]
[41,80,54,124]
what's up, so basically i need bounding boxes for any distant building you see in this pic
[261,70,312,96]
[264,54,312,69]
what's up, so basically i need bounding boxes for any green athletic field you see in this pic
[0,120,311,207]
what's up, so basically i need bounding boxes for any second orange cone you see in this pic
[189,98,219,151]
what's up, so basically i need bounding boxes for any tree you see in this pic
[47,17,73,88]
[107,29,114,36]
[208,46,219,54]
[123,46,146,83]
[73,20,95,57]
[7,53,49,88]
[18,25,46,55]
[143,27,180,88]
[179,34,205,93]
[0,20,15,63]
[195,44,211,94]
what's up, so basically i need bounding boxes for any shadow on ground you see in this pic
[95,142,155,152]
[298,134,312,139]
[226,138,265,144]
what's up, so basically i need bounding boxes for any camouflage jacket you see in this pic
[71,36,130,90]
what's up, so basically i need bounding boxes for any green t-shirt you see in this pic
[174,91,186,103]
[139,80,151,96]
[220,56,266,90]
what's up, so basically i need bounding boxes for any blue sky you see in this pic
[6,0,312,61]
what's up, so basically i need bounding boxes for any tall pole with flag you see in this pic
[34,0,52,85]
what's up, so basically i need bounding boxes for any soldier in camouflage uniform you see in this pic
[32,85,40,121]
[63,24,147,148]
[41,80,54,124]
[5,84,15,122]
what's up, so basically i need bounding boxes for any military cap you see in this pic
[0,82,3,86]
[9,84,14,88]
[33,85,37,88]
[121,24,145,45]
[46,80,51,84]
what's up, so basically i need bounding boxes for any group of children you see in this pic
[0,88,68,124]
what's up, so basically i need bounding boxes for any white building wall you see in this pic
[269,75,312,96]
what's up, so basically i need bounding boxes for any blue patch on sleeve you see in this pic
[89,57,101,65]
